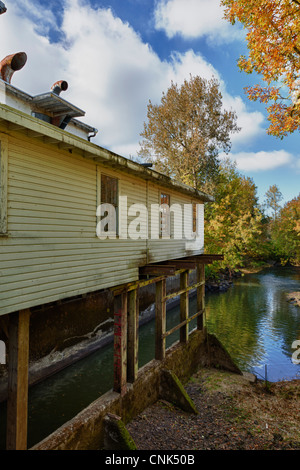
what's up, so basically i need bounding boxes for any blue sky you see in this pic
[1,0,299,206]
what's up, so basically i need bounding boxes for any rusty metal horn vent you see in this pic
[0,52,27,83]
[0,1,7,15]
[51,80,68,96]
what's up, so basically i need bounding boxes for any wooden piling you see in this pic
[155,279,166,360]
[127,288,139,383]
[197,263,205,330]
[180,270,189,343]
[113,292,127,395]
[6,309,30,450]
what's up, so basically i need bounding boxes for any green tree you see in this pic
[205,159,266,273]
[264,184,283,220]
[270,194,300,264]
[138,75,240,191]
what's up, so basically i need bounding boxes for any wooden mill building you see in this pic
[0,50,221,450]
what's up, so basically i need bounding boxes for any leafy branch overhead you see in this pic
[221,0,300,137]
[138,75,240,191]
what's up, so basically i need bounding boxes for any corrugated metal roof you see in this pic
[31,92,85,118]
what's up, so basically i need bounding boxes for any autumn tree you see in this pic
[138,75,240,191]
[264,184,283,220]
[221,0,300,137]
[270,194,300,264]
[205,159,265,273]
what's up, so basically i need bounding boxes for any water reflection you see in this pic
[0,267,299,449]
[204,267,300,382]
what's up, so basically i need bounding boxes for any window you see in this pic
[160,192,170,238]
[0,138,8,234]
[97,173,119,237]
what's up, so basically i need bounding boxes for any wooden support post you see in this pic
[127,288,139,383]
[180,270,189,343]
[6,309,30,450]
[113,292,127,395]
[197,264,205,330]
[155,279,166,361]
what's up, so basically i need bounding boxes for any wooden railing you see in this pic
[112,263,206,395]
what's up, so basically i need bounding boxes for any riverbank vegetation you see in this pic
[204,161,300,279]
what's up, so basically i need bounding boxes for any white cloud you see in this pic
[154,0,243,43]
[222,95,265,148]
[225,150,294,172]
[0,0,264,159]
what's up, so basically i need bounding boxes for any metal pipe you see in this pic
[50,80,68,96]
[141,163,153,168]
[0,52,27,83]
[0,2,7,15]
[88,129,98,141]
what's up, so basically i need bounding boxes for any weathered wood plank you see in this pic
[184,254,224,263]
[127,288,139,383]
[162,309,204,338]
[113,293,127,395]
[180,271,189,343]
[6,308,30,450]
[163,280,205,302]
[139,265,177,276]
[197,263,205,330]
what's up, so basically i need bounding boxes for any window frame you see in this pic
[96,170,119,238]
[192,201,198,236]
[160,192,170,238]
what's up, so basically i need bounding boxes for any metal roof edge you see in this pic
[0,103,214,203]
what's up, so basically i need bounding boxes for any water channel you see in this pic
[0,266,299,449]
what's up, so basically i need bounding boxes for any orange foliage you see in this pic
[221,0,300,137]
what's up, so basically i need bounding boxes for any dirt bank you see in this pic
[127,368,300,450]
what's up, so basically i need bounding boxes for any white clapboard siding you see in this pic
[0,130,205,316]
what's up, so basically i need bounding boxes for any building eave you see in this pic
[0,103,214,203]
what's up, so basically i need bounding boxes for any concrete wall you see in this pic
[32,330,241,451]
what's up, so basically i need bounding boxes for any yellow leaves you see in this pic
[221,0,300,137]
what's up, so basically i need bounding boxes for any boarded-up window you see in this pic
[100,174,118,234]
[160,192,170,237]
[0,138,8,234]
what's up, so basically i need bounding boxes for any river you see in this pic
[0,266,299,449]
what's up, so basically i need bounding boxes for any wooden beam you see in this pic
[113,293,127,396]
[139,265,177,276]
[127,288,139,383]
[44,136,58,144]
[163,260,197,270]
[197,264,205,330]
[27,130,42,138]
[8,123,24,132]
[155,279,166,360]
[162,309,204,339]
[6,309,30,450]
[59,142,74,150]
[163,279,205,302]
[184,254,224,264]
[180,271,189,343]
[112,274,168,296]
